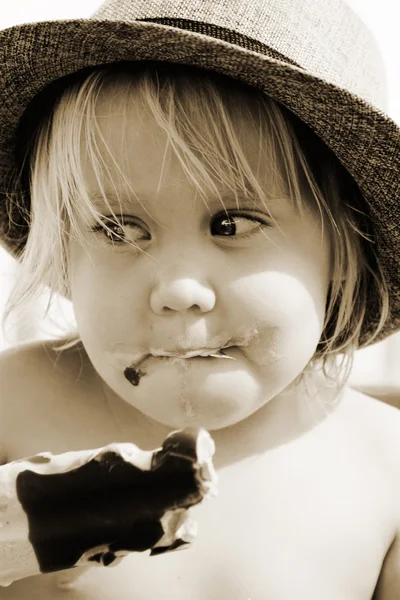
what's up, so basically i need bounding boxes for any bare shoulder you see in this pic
[345,388,400,580]
[0,340,46,462]
[349,394,400,600]
[345,387,400,542]
[0,338,96,460]
[344,387,400,467]
[0,338,85,398]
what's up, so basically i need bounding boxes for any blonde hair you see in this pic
[2,61,389,396]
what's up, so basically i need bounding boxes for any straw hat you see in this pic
[0,0,398,345]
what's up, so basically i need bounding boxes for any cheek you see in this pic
[230,270,328,367]
[69,248,139,344]
[232,269,327,327]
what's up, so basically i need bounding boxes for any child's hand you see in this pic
[0,428,217,586]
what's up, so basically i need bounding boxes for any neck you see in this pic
[210,373,345,469]
[100,369,345,471]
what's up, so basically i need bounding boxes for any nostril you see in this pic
[162,305,202,313]
[151,282,215,314]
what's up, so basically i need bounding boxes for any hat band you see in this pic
[141,17,301,69]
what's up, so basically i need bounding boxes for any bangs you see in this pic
[34,62,320,255]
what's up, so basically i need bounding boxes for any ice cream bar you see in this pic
[0,427,218,587]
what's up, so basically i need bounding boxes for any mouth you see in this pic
[151,347,237,360]
[123,347,238,387]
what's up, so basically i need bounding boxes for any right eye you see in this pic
[89,218,151,245]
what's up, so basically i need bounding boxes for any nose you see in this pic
[150,278,216,314]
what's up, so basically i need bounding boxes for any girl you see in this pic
[0,0,399,598]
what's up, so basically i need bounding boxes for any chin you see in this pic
[118,367,267,432]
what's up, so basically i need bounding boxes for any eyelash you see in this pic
[88,212,270,246]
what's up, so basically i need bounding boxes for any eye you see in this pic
[89,218,150,245]
[211,212,269,239]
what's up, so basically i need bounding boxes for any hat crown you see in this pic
[93,0,387,111]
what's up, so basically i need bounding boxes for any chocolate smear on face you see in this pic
[124,354,152,386]
[124,366,146,386]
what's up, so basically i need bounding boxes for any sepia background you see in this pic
[0,0,399,390]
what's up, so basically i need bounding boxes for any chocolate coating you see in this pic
[15,429,210,574]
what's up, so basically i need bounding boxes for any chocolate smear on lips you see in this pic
[123,348,237,387]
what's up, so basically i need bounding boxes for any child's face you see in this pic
[68,80,333,431]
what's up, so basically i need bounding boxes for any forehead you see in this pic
[75,75,304,219]
[82,78,281,173]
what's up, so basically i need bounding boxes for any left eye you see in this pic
[211,213,269,238]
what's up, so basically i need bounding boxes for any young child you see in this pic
[0,0,399,598]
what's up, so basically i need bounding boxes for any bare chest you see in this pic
[1,428,393,600]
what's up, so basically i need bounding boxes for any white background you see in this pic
[0,0,399,388]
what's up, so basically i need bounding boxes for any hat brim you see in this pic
[0,19,399,344]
